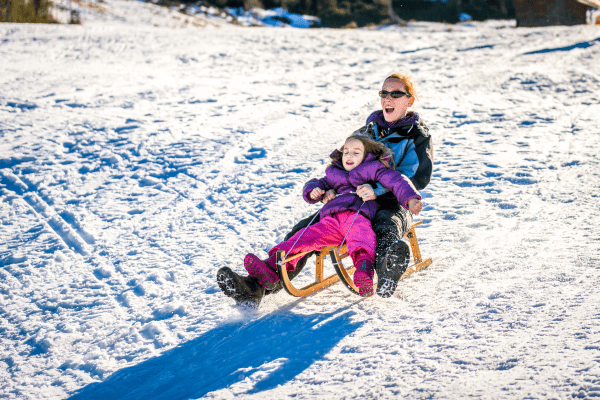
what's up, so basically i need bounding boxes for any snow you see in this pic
[1,1,600,398]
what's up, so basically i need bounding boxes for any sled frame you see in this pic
[276,221,432,297]
[276,245,355,297]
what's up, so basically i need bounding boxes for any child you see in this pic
[244,135,423,297]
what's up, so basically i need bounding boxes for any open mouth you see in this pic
[384,107,395,114]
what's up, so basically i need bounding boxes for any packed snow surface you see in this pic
[1,2,600,398]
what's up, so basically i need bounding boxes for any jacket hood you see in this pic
[366,110,420,129]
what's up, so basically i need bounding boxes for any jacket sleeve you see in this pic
[374,168,421,208]
[351,162,421,208]
[410,125,433,190]
[373,140,418,197]
[303,176,332,204]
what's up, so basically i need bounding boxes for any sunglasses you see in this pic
[379,90,410,99]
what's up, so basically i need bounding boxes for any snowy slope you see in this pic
[1,2,600,398]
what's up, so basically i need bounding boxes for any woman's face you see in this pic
[342,139,365,172]
[381,78,415,123]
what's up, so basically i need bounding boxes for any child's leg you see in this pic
[268,213,348,271]
[342,214,377,297]
[343,214,376,265]
[244,254,280,291]
[246,213,349,290]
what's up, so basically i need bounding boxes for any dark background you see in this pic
[199,0,516,27]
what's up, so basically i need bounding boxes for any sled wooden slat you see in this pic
[276,245,354,298]
[334,221,433,296]
[330,249,360,293]
[277,222,431,298]
[280,251,311,264]
[399,221,433,280]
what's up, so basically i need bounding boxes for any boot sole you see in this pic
[354,276,374,297]
[216,267,243,299]
[353,270,374,297]
[376,240,409,298]
[217,267,264,309]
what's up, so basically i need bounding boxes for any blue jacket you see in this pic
[354,110,433,193]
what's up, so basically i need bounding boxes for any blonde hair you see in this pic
[383,72,419,101]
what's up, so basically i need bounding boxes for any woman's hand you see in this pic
[408,198,423,215]
[356,184,376,201]
[310,187,325,200]
[322,189,336,204]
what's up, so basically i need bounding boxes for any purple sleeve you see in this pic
[351,161,420,208]
[375,168,421,208]
[303,177,331,204]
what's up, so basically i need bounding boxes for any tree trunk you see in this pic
[499,0,508,16]
[387,0,407,26]
[1,0,10,22]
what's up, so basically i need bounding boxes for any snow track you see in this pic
[1,8,600,399]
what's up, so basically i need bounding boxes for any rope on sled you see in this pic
[276,192,365,266]
[338,201,364,254]
[277,211,320,267]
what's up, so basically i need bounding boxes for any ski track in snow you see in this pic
[1,4,600,398]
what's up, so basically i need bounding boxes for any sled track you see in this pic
[1,170,91,256]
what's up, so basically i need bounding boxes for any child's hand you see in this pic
[408,198,423,215]
[310,188,325,200]
[322,189,336,204]
[356,184,375,201]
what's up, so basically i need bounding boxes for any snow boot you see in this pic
[375,240,410,298]
[244,253,279,291]
[353,259,374,297]
[216,267,265,309]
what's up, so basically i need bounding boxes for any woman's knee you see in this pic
[373,209,412,239]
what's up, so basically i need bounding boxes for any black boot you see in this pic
[375,240,410,298]
[217,267,265,309]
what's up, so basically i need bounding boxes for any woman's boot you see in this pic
[375,240,410,298]
[216,267,265,308]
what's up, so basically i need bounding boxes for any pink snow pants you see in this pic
[268,211,376,271]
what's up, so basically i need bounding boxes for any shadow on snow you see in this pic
[68,308,363,399]
[522,37,600,55]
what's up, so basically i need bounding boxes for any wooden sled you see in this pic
[276,221,433,297]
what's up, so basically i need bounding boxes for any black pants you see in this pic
[265,194,413,295]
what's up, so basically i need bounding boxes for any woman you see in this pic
[217,72,433,307]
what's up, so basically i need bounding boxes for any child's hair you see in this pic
[384,72,419,101]
[331,135,395,169]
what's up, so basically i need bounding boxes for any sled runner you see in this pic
[275,221,432,297]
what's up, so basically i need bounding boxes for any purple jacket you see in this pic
[303,151,421,220]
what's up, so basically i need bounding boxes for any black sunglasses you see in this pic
[379,90,410,99]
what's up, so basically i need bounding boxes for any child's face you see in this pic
[342,139,365,171]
